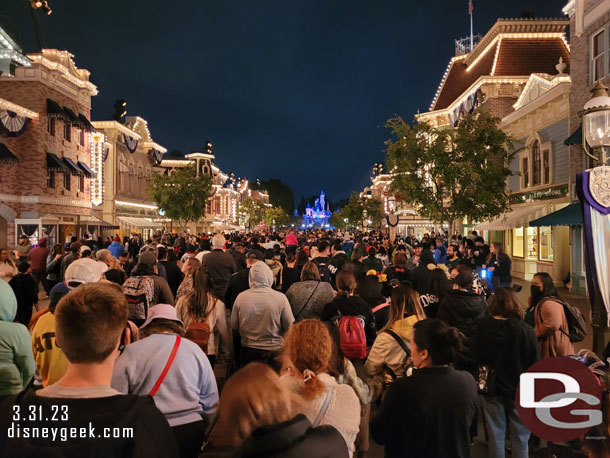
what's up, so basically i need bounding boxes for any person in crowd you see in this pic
[118,252,134,277]
[376,246,390,269]
[445,244,462,270]
[176,266,231,367]
[0,282,179,457]
[231,262,294,367]
[204,362,349,458]
[286,261,336,321]
[281,319,361,457]
[281,248,301,293]
[45,244,64,292]
[161,247,184,299]
[80,245,93,259]
[264,248,283,289]
[32,257,109,388]
[362,246,383,272]
[531,272,574,357]
[365,285,426,387]
[471,287,539,458]
[14,234,33,262]
[9,261,38,325]
[383,252,411,296]
[128,251,174,306]
[82,232,97,251]
[433,237,447,265]
[411,249,435,295]
[112,303,218,458]
[472,236,490,274]
[108,235,126,259]
[485,242,512,290]
[406,243,422,271]
[0,280,35,401]
[29,237,50,294]
[95,249,124,285]
[195,239,213,262]
[321,270,377,348]
[200,234,237,300]
[0,248,18,283]
[176,256,201,300]
[312,240,332,283]
[224,251,262,310]
[227,241,247,271]
[59,242,80,281]
[370,319,478,458]
[416,265,449,319]
[356,272,388,327]
[436,271,487,339]
[329,241,348,285]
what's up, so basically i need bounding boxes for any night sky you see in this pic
[1,0,567,203]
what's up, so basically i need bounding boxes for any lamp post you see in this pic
[581,81,610,355]
[362,209,368,232]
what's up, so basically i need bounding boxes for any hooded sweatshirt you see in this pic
[230,262,294,351]
[365,315,419,385]
[0,280,35,396]
[436,289,488,339]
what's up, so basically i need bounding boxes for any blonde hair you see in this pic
[213,363,293,446]
[283,319,332,400]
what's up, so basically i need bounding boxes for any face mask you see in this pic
[530,284,543,305]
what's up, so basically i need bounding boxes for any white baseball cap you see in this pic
[64,258,108,289]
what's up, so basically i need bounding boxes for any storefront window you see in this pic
[539,226,553,261]
[512,228,524,257]
[527,227,538,259]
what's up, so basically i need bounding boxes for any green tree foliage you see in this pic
[238,198,266,229]
[150,165,212,230]
[264,206,289,229]
[261,179,295,215]
[385,110,516,233]
[331,193,384,229]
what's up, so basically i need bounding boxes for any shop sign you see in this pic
[449,89,481,126]
[510,185,568,204]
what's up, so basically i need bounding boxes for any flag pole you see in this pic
[470,4,474,51]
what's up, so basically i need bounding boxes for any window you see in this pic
[522,157,529,188]
[47,117,55,136]
[592,29,606,82]
[512,228,524,257]
[78,174,85,192]
[532,141,541,186]
[63,172,71,191]
[79,129,85,146]
[47,170,55,188]
[64,122,71,142]
[543,150,550,184]
[539,226,553,261]
[526,227,538,259]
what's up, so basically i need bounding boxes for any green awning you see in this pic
[529,202,582,227]
[564,124,582,146]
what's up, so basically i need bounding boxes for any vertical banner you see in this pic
[576,167,610,326]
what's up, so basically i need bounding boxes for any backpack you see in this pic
[338,315,367,359]
[123,276,155,326]
[185,317,211,354]
[538,297,587,343]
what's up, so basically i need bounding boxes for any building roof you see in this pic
[430,18,570,111]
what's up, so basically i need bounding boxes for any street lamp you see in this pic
[362,209,368,232]
[583,81,610,165]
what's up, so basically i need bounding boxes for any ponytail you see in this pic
[301,369,326,401]
[412,319,465,366]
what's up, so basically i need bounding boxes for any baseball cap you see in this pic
[80,245,92,256]
[64,258,108,289]
[246,249,264,260]
[139,303,184,330]
[138,251,157,267]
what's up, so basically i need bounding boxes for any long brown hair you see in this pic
[186,266,214,319]
[382,284,426,332]
[336,270,356,297]
[488,287,523,320]
[487,242,504,263]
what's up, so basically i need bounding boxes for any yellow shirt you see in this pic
[31,311,68,387]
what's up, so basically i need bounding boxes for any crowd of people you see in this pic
[0,227,604,458]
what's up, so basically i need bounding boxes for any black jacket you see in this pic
[328,253,347,285]
[224,268,250,310]
[321,295,377,346]
[436,289,488,339]
[281,266,300,294]
[161,260,184,298]
[362,255,383,273]
[201,250,238,299]
[312,256,332,283]
[489,253,512,284]
[0,390,178,458]
[228,248,247,271]
[236,414,348,458]
[371,366,478,458]
[471,317,539,398]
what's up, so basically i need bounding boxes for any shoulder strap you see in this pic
[537,297,570,337]
[372,303,389,314]
[385,329,410,356]
[295,282,320,319]
[149,335,181,397]
[312,385,334,427]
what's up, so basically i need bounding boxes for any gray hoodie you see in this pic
[230,262,294,351]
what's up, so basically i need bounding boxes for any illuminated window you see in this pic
[526,227,538,259]
[512,228,524,257]
[539,226,553,261]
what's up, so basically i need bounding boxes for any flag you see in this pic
[469,0,473,15]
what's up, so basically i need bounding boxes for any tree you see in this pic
[264,206,289,229]
[385,110,516,234]
[238,198,266,229]
[335,193,384,229]
[261,179,295,215]
[150,165,212,231]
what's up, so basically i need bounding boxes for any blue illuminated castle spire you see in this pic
[303,190,331,227]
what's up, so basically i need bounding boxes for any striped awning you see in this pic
[0,143,19,164]
[117,216,163,230]
[63,157,84,176]
[77,160,96,178]
[46,153,68,172]
[474,203,549,231]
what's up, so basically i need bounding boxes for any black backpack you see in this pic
[538,297,586,343]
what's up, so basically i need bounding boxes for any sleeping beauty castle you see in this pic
[303,190,332,227]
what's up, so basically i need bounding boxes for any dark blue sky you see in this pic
[2,0,567,202]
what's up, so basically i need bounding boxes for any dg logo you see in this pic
[516,357,603,442]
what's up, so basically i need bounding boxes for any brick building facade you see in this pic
[0,49,98,249]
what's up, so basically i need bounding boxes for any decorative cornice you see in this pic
[0,193,92,208]
[92,121,141,140]
[0,97,38,118]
